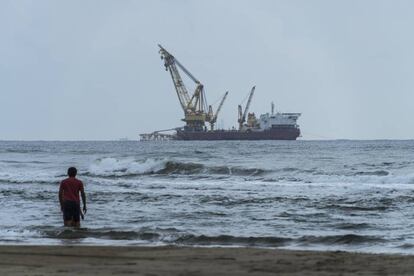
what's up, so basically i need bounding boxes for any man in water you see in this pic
[59,167,87,227]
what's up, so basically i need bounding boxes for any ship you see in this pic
[176,104,301,140]
[139,45,301,141]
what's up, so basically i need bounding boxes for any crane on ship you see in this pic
[238,86,255,131]
[159,44,227,132]
[208,91,228,130]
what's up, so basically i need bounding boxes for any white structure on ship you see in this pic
[258,112,301,129]
[244,102,301,131]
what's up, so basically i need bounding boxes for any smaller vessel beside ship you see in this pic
[140,45,301,141]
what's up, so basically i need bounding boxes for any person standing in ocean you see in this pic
[59,167,87,227]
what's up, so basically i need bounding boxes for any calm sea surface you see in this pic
[1,140,414,253]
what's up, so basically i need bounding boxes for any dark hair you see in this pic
[67,167,77,177]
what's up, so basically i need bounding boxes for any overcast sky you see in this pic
[1,0,413,140]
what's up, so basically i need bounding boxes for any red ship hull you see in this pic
[176,127,300,140]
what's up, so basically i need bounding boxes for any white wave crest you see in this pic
[305,172,414,185]
[88,157,167,176]
[0,171,61,184]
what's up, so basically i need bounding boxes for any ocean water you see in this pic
[1,140,414,254]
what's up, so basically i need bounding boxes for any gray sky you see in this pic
[1,0,413,140]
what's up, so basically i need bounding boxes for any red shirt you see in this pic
[59,177,84,202]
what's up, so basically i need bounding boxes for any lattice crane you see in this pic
[238,86,255,130]
[208,91,229,130]
[159,44,208,131]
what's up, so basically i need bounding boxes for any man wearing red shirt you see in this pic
[59,167,87,227]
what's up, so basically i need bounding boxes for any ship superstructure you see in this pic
[257,111,301,131]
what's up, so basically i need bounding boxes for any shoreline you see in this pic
[1,245,414,275]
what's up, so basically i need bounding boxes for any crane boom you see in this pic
[209,91,229,130]
[158,44,209,132]
[238,86,255,130]
[244,86,255,119]
[214,91,229,121]
[159,45,192,111]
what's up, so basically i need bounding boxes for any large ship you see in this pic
[139,45,301,141]
[176,110,301,140]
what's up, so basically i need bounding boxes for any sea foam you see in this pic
[88,157,167,176]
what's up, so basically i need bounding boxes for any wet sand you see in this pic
[1,245,414,275]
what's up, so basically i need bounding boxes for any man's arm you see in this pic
[58,184,64,211]
[81,189,87,214]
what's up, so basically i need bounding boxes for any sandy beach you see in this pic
[0,246,413,275]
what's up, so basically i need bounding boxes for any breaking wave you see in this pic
[87,158,267,177]
[296,234,385,245]
[264,172,414,185]
[176,234,291,246]
[37,227,384,247]
[84,157,414,185]
[41,228,161,241]
[87,158,167,176]
[2,156,414,185]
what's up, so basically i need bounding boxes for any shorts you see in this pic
[63,200,80,222]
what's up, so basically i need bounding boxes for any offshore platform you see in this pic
[140,45,301,141]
